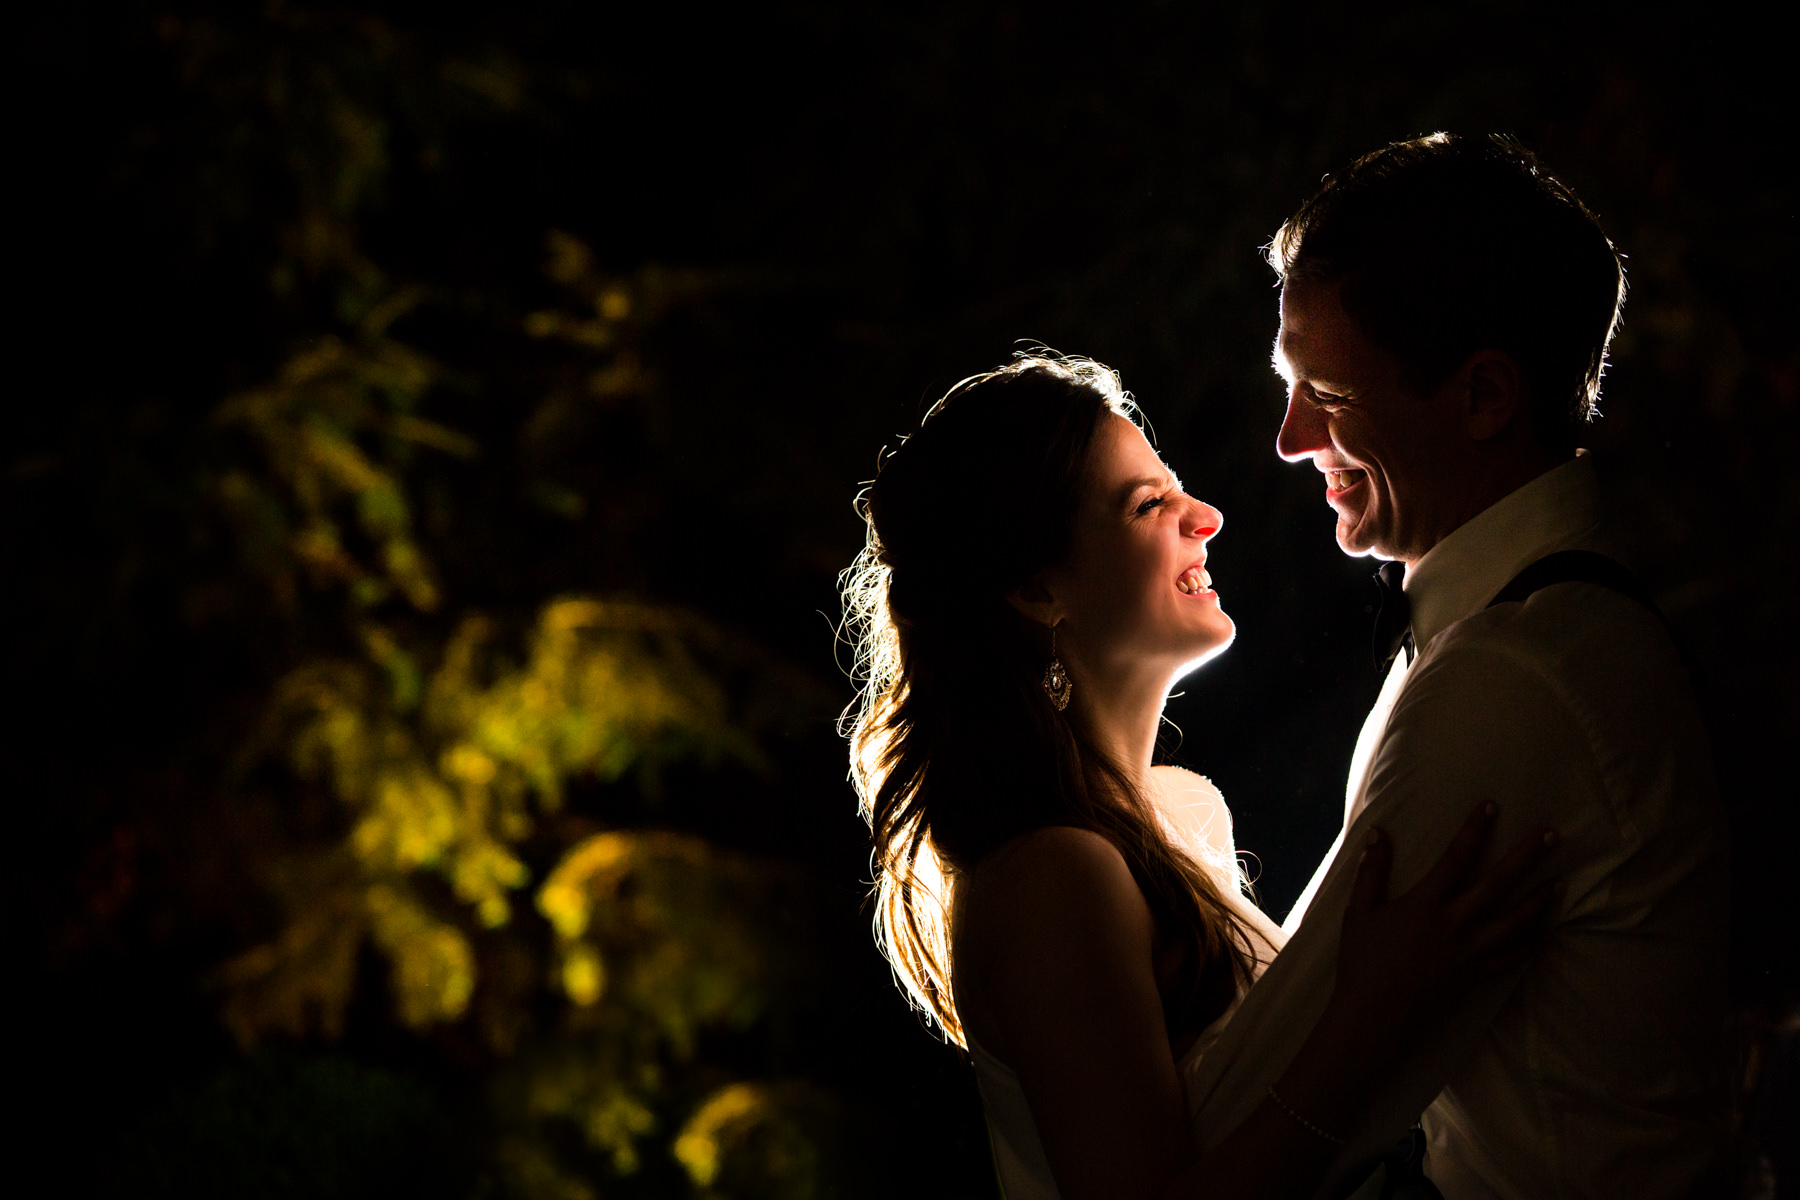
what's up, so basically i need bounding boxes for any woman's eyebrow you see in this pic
[1116,472,1180,504]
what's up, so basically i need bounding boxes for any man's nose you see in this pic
[1276,388,1328,462]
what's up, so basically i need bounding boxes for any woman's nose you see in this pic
[1187,498,1222,539]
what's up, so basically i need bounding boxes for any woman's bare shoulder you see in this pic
[1150,763,1222,796]
[955,826,1157,1061]
[960,827,1156,945]
[962,827,1146,929]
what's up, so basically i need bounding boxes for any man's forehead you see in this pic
[1272,286,1307,381]
[1272,332,1298,383]
[1273,279,1353,380]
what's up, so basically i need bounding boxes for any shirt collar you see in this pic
[1403,452,1602,654]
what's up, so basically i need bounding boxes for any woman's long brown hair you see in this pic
[841,354,1257,1048]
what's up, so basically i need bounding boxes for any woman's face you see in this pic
[1045,413,1234,684]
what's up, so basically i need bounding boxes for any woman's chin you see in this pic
[1174,622,1235,678]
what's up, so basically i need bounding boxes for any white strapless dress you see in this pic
[965,769,1285,1200]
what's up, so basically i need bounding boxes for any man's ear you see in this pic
[1461,350,1523,442]
[1005,575,1063,630]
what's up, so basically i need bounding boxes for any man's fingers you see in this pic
[1417,801,1500,897]
[1453,828,1559,917]
[1459,878,1562,964]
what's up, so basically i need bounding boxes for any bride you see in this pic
[841,353,1555,1199]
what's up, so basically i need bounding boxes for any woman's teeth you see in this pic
[1177,567,1212,594]
[1327,469,1364,491]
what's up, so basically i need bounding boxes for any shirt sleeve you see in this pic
[1319,632,1616,1135]
[1185,620,1615,1166]
[1191,594,1727,1199]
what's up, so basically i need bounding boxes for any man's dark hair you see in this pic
[1267,132,1625,453]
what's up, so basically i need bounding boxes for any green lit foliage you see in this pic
[208,307,834,1188]
[517,833,818,1176]
[220,599,767,1041]
[215,587,828,1186]
[115,11,844,1196]
[674,1082,843,1200]
[214,299,468,615]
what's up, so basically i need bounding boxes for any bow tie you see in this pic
[1372,560,1415,674]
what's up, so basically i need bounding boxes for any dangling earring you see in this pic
[1042,624,1072,711]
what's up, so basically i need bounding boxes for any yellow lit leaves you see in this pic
[559,943,606,1007]
[515,830,821,1178]
[152,18,847,1195]
[538,830,808,1056]
[439,55,526,112]
[673,1081,841,1200]
[674,1083,764,1187]
[229,597,765,1042]
[428,599,759,816]
[365,883,476,1028]
[218,855,366,1045]
[220,864,477,1038]
[516,1031,665,1175]
[216,325,470,613]
[526,232,733,408]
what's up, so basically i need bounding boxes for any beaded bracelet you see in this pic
[1266,1084,1349,1146]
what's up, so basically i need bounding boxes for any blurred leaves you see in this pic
[64,9,850,1197]
[508,826,820,1175]
[213,335,830,1187]
[539,831,813,1048]
[674,1082,843,1200]
[221,597,773,1041]
[215,314,459,614]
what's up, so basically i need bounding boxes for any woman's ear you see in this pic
[1005,575,1063,629]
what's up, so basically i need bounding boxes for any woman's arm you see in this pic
[957,805,1554,1200]
[1164,803,1555,1197]
[955,825,1199,1200]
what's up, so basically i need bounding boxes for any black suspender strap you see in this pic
[1486,549,1662,621]
[1355,553,1674,1199]
[1485,548,1690,677]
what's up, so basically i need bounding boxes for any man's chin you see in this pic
[1333,518,1381,559]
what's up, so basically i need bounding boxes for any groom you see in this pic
[1184,134,1729,1196]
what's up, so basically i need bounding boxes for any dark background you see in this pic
[8,2,1794,1196]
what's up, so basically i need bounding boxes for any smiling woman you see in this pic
[840,352,1561,1200]
[841,353,1261,1044]
[1025,411,1236,702]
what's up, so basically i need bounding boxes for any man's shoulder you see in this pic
[1388,571,1717,841]
[1421,570,1686,703]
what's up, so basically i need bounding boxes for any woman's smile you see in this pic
[1048,414,1234,679]
[1175,562,1213,596]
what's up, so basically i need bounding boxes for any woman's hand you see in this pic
[1333,802,1559,1044]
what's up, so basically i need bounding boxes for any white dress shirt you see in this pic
[1184,455,1729,1198]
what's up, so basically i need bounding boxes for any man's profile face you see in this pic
[1272,279,1464,565]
